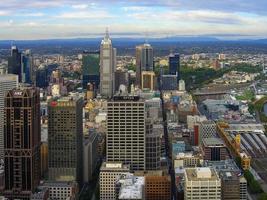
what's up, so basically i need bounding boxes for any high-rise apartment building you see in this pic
[169,53,180,82]
[107,95,146,170]
[184,167,221,200]
[100,29,116,98]
[8,46,22,82]
[4,87,41,199]
[82,51,100,89]
[48,96,83,186]
[136,43,153,87]
[0,74,18,160]
[100,162,129,200]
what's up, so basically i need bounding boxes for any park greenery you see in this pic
[180,63,263,90]
[236,89,255,101]
[244,170,263,194]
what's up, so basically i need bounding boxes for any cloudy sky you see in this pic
[0,0,266,40]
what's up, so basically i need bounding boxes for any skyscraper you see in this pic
[8,46,22,82]
[107,95,146,170]
[100,29,116,98]
[169,53,180,82]
[136,43,153,87]
[82,51,100,90]
[0,74,18,160]
[21,49,33,84]
[48,96,83,186]
[4,87,41,199]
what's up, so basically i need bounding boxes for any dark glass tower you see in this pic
[82,51,100,90]
[4,87,41,199]
[8,46,22,82]
[169,53,180,81]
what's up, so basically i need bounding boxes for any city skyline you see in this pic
[0,0,266,40]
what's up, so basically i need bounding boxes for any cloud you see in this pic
[57,10,114,19]
[71,4,89,9]
[18,12,45,17]
[0,10,10,16]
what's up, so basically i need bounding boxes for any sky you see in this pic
[0,0,267,40]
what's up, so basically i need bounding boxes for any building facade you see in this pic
[82,51,100,90]
[145,175,171,200]
[48,96,83,186]
[202,138,228,161]
[4,87,41,199]
[83,130,99,183]
[169,53,180,82]
[0,74,18,160]
[184,168,221,200]
[106,96,146,170]
[141,71,156,91]
[145,121,161,170]
[100,162,129,200]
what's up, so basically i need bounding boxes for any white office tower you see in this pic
[106,96,146,171]
[0,74,18,160]
[179,79,185,91]
[184,167,221,200]
[100,29,116,98]
[100,162,129,200]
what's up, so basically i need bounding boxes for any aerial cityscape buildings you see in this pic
[0,2,267,198]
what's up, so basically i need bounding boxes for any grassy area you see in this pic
[236,89,255,101]
[180,63,263,90]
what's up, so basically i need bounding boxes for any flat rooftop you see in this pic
[118,175,144,200]
[202,137,225,147]
[185,167,220,181]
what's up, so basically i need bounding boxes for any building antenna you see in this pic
[145,31,149,44]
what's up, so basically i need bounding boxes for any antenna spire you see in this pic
[105,27,109,39]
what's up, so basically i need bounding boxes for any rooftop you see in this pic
[185,167,220,181]
[202,137,225,147]
[117,174,144,200]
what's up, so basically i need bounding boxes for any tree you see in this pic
[258,193,267,200]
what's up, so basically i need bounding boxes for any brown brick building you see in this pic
[145,175,171,200]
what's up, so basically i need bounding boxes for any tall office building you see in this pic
[0,74,18,160]
[82,51,100,90]
[169,53,180,82]
[184,167,221,200]
[48,96,83,186]
[100,29,116,98]
[107,95,146,170]
[4,87,41,199]
[136,43,153,87]
[8,46,22,82]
